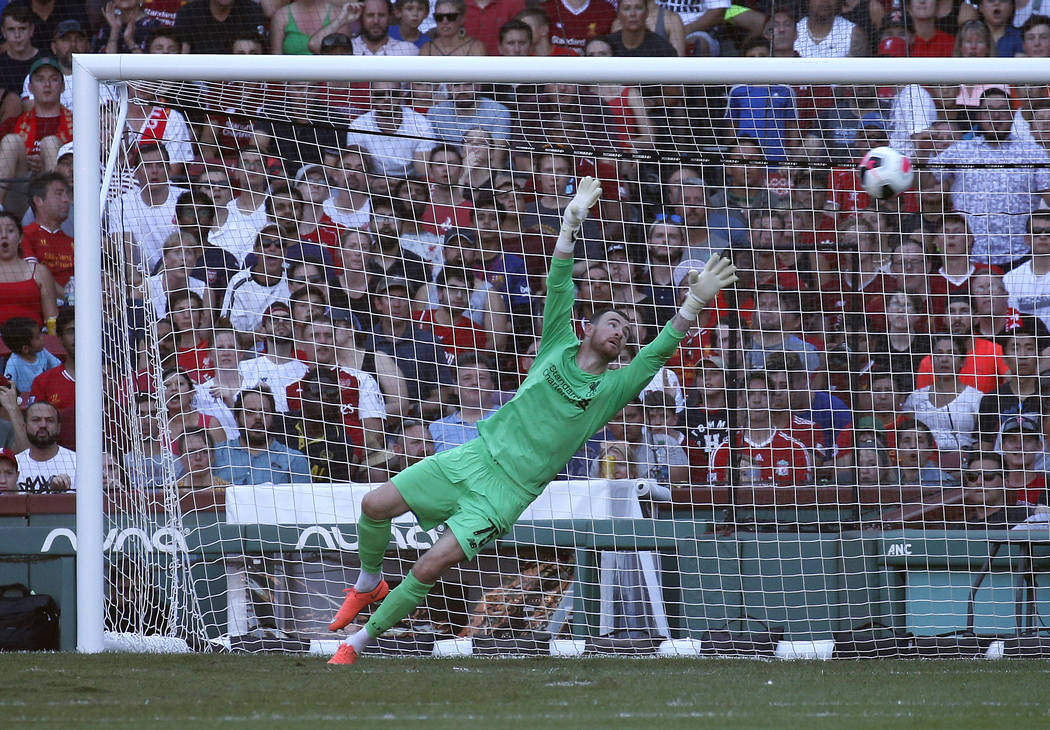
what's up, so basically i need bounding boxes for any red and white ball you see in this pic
[858,146,914,200]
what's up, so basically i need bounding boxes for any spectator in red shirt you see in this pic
[464,0,525,55]
[907,0,955,57]
[21,171,72,288]
[0,57,70,212]
[541,0,616,54]
[0,211,57,329]
[414,265,489,358]
[29,305,73,410]
[736,370,815,486]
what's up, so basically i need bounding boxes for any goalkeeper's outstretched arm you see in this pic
[552,176,602,262]
[670,255,738,333]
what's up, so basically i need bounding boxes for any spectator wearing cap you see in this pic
[425,227,509,343]
[220,226,292,333]
[20,19,82,111]
[21,141,72,238]
[210,147,271,267]
[174,0,266,54]
[104,143,187,272]
[367,275,453,418]
[289,163,346,263]
[16,400,74,492]
[350,0,419,55]
[996,414,1048,505]
[638,389,689,484]
[1005,211,1050,331]
[346,82,436,179]
[793,0,867,57]
[0,447,18,491]
[429,352,499,453]
[237,300,308,413]
[0,57,70,214]
[957,451,1024,528]
[0,5,42,113]
[976,321,1050,448]
[907,0,955,56]
[97,0,165,54]
[323,146,373,231]
[274,367,358,481]
[930,87,1050,268]
[212,386,312,485]
[20,170,71,289]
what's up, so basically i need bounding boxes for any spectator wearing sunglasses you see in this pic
[958,451,1015,528]
[421,0,486,55]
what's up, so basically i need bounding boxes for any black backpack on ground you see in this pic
[0,583,60,651]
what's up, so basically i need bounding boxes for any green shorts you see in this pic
[391,439,534,561]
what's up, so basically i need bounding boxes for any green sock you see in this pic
[357,515,391,575]
[365,573,435,638]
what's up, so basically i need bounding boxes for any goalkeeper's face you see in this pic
[583,311,630,362]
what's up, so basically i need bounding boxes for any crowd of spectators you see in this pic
[0,0,1048,530]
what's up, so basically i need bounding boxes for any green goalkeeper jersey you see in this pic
[476,256,686,496]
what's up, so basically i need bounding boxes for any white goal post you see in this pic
[72,54,1050,654]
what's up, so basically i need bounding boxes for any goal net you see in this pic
[78,55,1050,658]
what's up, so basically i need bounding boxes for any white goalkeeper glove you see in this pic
[678,254,738,321]
[555,176,602,255]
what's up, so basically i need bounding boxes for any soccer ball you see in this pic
[858,146,914,200]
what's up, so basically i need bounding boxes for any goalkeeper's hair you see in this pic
[589,307,631,327]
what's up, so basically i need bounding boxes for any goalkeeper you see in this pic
[327,177,737,665]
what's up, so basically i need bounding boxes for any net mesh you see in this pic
[91,70,1050,656]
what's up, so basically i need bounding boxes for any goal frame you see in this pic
[72,53,1050,652]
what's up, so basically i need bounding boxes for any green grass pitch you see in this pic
[5,654,1049,728]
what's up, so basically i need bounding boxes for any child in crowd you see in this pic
[638,389,689,484]
[391,0,432,49]
[1,317,60,394]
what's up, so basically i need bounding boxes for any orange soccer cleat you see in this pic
[327,644,359,666]
[328,580,390,631]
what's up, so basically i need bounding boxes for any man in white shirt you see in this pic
[210,147,271,266]
[104,142,187,271]
[346,82,436,178]
[323,145,372,229]
[351,0,419,56]
[1005,211,1050,332]
[16,402,75,493]
[220,225,292,332]
[238,301,308,413]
